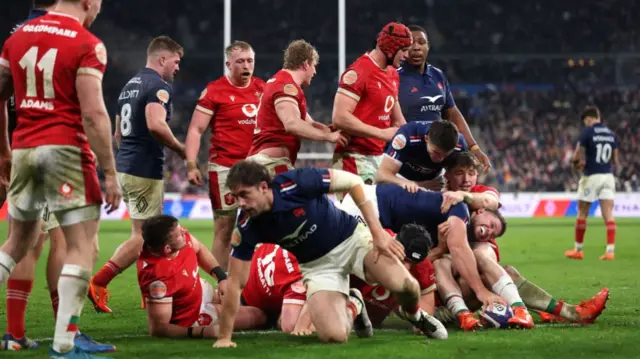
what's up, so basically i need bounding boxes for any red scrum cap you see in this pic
[376,22,413,60]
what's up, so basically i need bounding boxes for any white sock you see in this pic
[0,251,16,286]
[52,265,91,353]
[445,293,469,314]
[606,244,615,253]
[492,275,525,307]
[575,242,583,252]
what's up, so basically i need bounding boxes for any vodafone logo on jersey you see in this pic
[384,96,395,113]
[241,104,258,118]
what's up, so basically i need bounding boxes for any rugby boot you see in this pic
[49,346,112,359]
[599,252,614,261]
[1,333,39,351]
[87,282,112,313]
[74,333,116,353]
[576,287,609,324]
[349,288,373,338]
[402,308,448,339]
[564,249,584,260]
[457,310,483,331]
[507,306,534,329]
[534,310,567,323]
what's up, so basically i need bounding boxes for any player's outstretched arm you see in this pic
[376,156,420,192]
[146,301,217,338]
[214,256,251,348]
[332,92,397,142]
[145,103,185,158]
[328,169,405,261]
[276,101,337,142]
[444,216,503,308]
[441,191,499,212]
[77,75,117,174]
[444,107,489,171]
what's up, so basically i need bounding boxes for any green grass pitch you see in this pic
[1,218,639,358]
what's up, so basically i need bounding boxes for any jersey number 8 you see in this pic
[595,143,612,164]
[120,103,132,136]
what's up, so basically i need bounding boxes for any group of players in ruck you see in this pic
[0,1,611,358]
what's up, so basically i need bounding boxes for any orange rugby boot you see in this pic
[599,253,614,261]
[576,288,610,324]
[508,306,534,329]
[564,249,584,260]
[457,311,483,331]
[534,310,567,323]
[88,281,112,313]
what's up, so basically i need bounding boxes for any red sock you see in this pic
[50,290,59,320]
[92,260,122,287]
[606,220,616,249]
[575,219,587,246]
[347,302,358,320]
[6,279,33,339]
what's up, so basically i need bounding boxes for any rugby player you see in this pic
[90,36,185,313]
[376,119,467,191]
[185,41,265,269]
[247,39,345,175]
[239,243,312,334]
[213,162,447,348]
[566,106,619,260]
[0,0,122,357]
[332,22,410,186]
[337,183,506,314]
[137,215,265,338]
[398,24,489,170]
[350,224,438,328]
[435,152,608,326]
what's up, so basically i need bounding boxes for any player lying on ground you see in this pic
[337,182,505,312]
[214,162,447,348]
[137,215,266,338]
[236,243,314,334]
[185,41,265,270]
[376,119,467,191]
[247,39,346,178]
[434,152,609,328]
[89,36,185,314]
[332,22,410,187]
[0,0,122,357]
[350,224,438,328]
[566,106,619,261]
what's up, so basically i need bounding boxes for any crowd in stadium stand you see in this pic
[5,0,636,194]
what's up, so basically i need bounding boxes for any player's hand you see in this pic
[217,279,227,299]
[187,168,203,186]
[437,221,451,239]
[324,130,348,146]
[477,290,506,311]
[291,328,313,336]
[176,143,187,160]
[572,159,585,171]
[103,172,122,214]
[213,338,237,348]
[440,191,465,213]
[472,148,491,173]
[401,182,420,193]
[372,229,405,263]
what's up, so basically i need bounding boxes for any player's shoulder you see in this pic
[426,64,447,79]
[471,184,500,197]
[266,71,301,96]
[251,76,267,89]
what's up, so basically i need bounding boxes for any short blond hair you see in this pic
[225,41,254,59]
[147,36,184,57]
[283,40,319,70]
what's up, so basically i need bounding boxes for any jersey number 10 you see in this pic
[595,143,612,164]
[19,46,58,99]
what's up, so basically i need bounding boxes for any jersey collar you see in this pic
[47,11,81,23]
